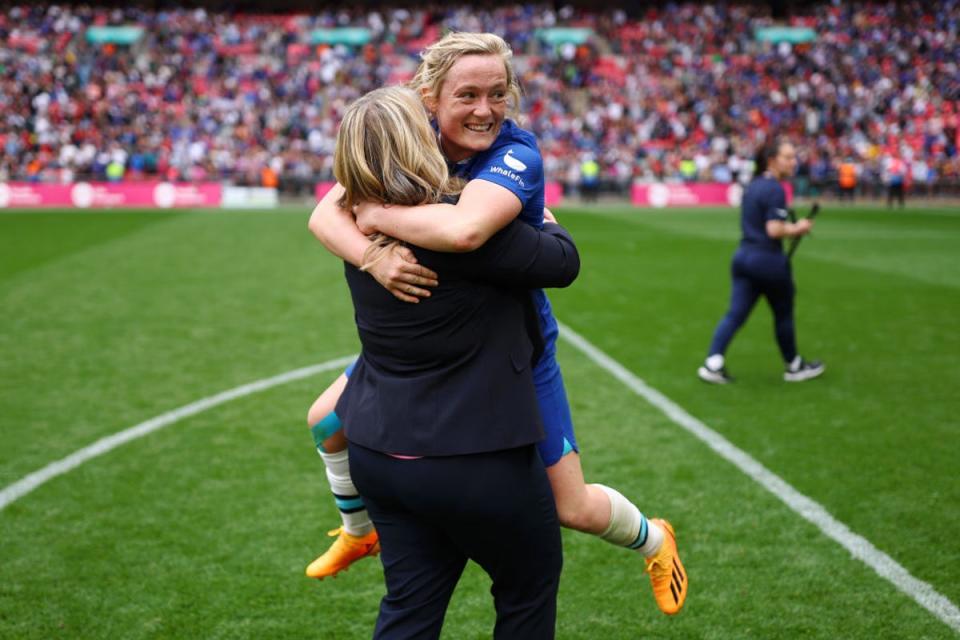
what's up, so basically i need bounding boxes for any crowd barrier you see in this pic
[1,181,808,210]
[631,182,797,208]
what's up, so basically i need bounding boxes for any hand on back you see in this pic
[366,244,439,304]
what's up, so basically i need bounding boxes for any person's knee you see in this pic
[724,307,750,327]
[307,374,348,428]
[308,411,345,453]
[306,404,325,427]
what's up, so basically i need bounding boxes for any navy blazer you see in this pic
[337,220,580,457]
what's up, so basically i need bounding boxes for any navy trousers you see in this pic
[348,442,562,640]
[708,247,798,362]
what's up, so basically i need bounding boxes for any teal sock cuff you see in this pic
[310,412,343,452]
[629,515,649,550]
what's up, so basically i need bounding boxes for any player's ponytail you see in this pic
[755,137,789,177]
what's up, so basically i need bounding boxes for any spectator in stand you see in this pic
[837,157,858,201]
[883,152,907,209]
[579,154,600,201]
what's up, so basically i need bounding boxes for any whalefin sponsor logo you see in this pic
[775,208,788,219]
[503,149,527,172]
[489,165,526,187]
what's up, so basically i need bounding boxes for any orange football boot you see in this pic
[644,518,688,615]
[306,527,380,579]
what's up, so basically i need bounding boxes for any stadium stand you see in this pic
[1,2,958,199]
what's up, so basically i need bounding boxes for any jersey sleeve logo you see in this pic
[486,148,529,187]
[775,208,788,219]
[503,149,528,172]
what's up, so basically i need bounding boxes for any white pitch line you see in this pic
[558,322,960,634]
[0,356,356,511]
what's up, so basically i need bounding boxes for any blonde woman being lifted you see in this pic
[307,33,688,617]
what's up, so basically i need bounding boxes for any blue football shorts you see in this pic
[533,354,579,467]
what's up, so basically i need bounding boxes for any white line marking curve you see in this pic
[558,322,960,634]
[0,356,356,511]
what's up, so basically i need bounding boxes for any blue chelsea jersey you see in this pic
[740,175,789,253]
[450,120,546,230]
[450,119,559,380]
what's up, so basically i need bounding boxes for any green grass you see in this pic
[1,205,958,638]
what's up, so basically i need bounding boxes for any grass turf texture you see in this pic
[1,205,957,638]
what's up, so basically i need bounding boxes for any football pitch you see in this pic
[1,203,958,639]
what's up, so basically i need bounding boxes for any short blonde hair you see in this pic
[334,86,462,270]
[409,32,521,119]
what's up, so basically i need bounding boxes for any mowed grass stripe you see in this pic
[559,321,960,634]
[582,206,960,289]
[0,211,183,283]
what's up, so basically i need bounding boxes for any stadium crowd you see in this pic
[1,2,958,197]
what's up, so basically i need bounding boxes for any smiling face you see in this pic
[425,54,509,163]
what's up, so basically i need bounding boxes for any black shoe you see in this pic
[697,364,733,384]
[784,358,825,382]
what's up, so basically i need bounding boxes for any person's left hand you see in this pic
[366,244,438,303]
[543,207,557,224]
[354,201,387,235]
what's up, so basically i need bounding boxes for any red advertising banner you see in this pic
[0,182,222,209]
[631,183,744,208]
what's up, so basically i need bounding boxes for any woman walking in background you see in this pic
[698,138,825,384]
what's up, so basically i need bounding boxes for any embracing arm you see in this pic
[307,184,439,303]
[445,220,580,289]
[307,184,370,267]
[355,180,522,253]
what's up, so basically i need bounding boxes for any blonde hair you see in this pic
[409,32,521,119]
[334,86,462,271]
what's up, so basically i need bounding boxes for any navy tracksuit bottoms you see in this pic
[708,247,798,363]
[348,442,563,640]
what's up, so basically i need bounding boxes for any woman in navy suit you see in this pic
[330,86,580,639]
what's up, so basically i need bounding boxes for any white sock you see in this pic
[319,449,373,536]
[595,484,663,556]
[706,354,725,371]
[788,355,802,371]
[639,519,665,557]
[596,484,639,546]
